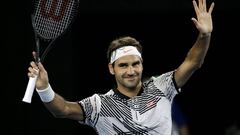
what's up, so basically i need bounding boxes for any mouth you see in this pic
[125,76,136,81]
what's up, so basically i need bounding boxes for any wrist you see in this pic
[36,84,55,103]
[37,83,49,90]
[200,32,211,38]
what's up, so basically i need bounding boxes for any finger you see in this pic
[28,66,39,75]
[191,18,200,29]
[37,62,46,71]
[28,67,32,74]
[193,0,199,17]
[32,51,36,60]
[203,0,206,11]
[28,67,38,77]
[208,2,214,14]
[198,0,203,11]
[30,61,39,70]
[28,71,35,78]
[28,72,34,78]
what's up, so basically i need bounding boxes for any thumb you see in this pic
[37,62,46,72]
[191,18,200,29]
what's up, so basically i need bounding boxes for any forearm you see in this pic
[185,32,211,68]
[174,0,214,87]
[44,93,70,118]
[37,85,84,120]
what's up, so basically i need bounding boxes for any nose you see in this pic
[127,66,134,75]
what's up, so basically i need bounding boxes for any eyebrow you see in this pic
[118,60,141,67]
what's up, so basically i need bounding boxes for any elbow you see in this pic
[49,108,70,118]
[52,112,68,118]
[197,60,205,69]
[196,63,203,69]
[193,61,203,70]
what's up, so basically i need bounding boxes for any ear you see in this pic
[108,64,115,75]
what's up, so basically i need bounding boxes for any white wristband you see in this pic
[36,84,55,103]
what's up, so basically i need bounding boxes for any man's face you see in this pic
[110,55,143,90]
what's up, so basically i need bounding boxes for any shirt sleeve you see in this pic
[78,94,101,127]
[152,71,181,102]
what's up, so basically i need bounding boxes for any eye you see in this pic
[118,63,128,68]
[132,61,140,67]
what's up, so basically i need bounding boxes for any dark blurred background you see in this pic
[4,0,240,134]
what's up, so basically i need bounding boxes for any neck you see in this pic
[117,83,142,98]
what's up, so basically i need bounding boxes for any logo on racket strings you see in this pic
[40,0,70,22]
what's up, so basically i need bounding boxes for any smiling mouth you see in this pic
[125,76,136,81]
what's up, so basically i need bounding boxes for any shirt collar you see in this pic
[113,87,144,100]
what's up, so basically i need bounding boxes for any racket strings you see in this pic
[34,0,77,39]
[32,0,79,62]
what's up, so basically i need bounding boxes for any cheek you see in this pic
[117,71,126,76]
[113,68,124,76]
[137,67,143,72]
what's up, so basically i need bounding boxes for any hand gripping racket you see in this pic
[22,0,79,103]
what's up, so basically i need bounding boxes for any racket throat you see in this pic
[35,38,40,63]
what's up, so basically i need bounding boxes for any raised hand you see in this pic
[191,0,215,34]
[28,51,49,90]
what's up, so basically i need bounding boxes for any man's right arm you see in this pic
[42,91,85,121]
[28,52,85,121]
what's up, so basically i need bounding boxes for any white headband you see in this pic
[110,46,142,64]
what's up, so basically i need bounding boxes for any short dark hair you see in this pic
[107,36,142,64]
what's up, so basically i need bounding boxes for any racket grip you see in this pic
[22,76,38,103]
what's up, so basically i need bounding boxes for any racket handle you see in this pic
[22,76,38,103]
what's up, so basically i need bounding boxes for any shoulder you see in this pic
[143,71,175,86]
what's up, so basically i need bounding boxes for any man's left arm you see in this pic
[174,0,215,88]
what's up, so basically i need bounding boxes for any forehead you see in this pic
[115,55,142,64]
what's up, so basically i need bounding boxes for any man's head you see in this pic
[107,36,143,90]
[107,36,142,65]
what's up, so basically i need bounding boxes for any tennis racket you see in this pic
[22,0,79,103]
